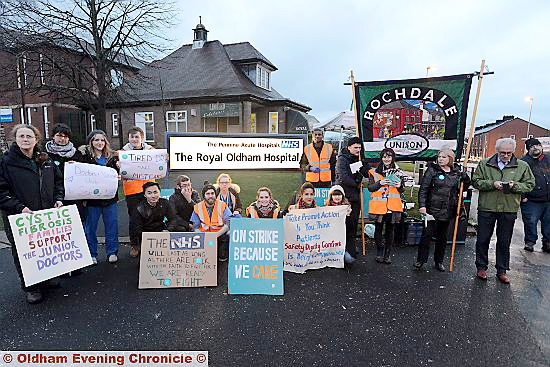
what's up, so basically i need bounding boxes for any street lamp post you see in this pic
[525,96,533,138]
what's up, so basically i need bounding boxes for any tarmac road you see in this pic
[1,228,549,367]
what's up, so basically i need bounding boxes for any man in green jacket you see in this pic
[472,138,535,284]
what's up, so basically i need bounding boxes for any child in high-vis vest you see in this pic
[367,148,404,264]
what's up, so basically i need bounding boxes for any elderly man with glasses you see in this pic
[472,138,535,284]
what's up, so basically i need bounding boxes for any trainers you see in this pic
[108,254,118,263]
[542,241,550,253]
[91,257,98,265]
[476,270,488,280]
[129,246,140,258]
[524,245,534,252]
[434,263,445,272]
[344,251,356,264]
[375,256,384,263]
[383,257,392,264]
[413,261,424,269]
[26,290,43,304]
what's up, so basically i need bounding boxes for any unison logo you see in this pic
[384,134,429,156]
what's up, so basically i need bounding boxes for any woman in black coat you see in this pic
[415,148,471,271]
[0,124,64,304]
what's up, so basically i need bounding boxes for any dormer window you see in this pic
[256,64,271,90]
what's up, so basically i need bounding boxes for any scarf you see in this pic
[45,140,76,158]
[297,199,316,209]
[256,201,277,217]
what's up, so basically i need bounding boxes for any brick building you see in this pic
[106,21,313,149]
[471,115,549,159]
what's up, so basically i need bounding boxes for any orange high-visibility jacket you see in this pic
[304,143,333,183]
[193,200,228,232]
[246,204,279,219]
[368,168,403,214]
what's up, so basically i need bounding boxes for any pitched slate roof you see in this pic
[224,42,277,70]
[118,40,309,111]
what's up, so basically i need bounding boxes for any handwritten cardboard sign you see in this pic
[119,149,167,180]
[228,218,284,295]
[64,162,118,200]
[138,232,217,289]
[8,205,92,286]
[283,205,347,273]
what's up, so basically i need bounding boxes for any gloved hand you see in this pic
[309,166,321,173]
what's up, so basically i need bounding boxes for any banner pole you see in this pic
[449,60,486,272]
[350,70,366,256]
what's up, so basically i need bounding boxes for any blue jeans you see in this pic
[85,204,119,258]
[520,200,550,245]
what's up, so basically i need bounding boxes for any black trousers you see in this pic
[126,193,144,247]
[374,214,395,258]
[346,200,361,258]
[475,211,517,274]
[417,219,450,265]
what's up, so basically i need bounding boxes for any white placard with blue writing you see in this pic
[119,149,167,180]
[283,205,348,273]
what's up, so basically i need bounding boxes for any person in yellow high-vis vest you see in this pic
[300,128,337,188]
[190,184,232,261]
[367,148,404,264]
[121,127,155,258]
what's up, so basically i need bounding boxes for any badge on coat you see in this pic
[438,174,445,180]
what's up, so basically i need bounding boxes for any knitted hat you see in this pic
[525,138,542,150]
[86,129,107,144]
[328,184,345,198]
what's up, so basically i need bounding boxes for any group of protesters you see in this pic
[0,123,547,304]
[302,128,546,286]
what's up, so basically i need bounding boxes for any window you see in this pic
[112,113,119,137]
[255,64,271,90]
[135,112,155,141]
[90,114,96,131]
[166,110,187,132]
[110,69,124,88]
[26,107,32,125]
[16,54,27,88]
[39,53,44,85]
[43,106,49,138]
[510,134,515,140]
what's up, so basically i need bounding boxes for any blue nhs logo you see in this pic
[281,140,300,148]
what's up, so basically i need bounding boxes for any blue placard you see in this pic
[314,188,329,206]
[228,218,284,295]
[160,188,172,199]
[0,113,13,123]
[362,187,372,218]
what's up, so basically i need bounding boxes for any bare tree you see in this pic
[1,0,175,133]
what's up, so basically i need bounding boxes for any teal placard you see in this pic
[314,188,329,206]
[228,218,284,295]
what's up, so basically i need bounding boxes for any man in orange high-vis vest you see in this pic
[190,184,232,261]
[301,128,337,188]
[121,126,155,258]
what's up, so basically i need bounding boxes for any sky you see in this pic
[169,0,550,130]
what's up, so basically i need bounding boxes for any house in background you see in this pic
[470,115,549,159]
[0,30,142,147]
[107,21,312,148]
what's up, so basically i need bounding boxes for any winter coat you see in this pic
[168,189,200,231]
[0,143,64,242]
[78,145,119,207]
[472,154,535,213]
[335,148,369,203]
[418,163,471,221]
[521,154,550,202]
[214,184,242,214]
[44,141,85,173]
[132,198,185,247]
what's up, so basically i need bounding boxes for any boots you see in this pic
[542,240,550,253]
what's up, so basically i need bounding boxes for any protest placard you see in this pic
[64,162,118,200]
[228,218,284,295]
[8,205,92,286]
[138,232,217,289]
[283,205,347,273]
[314,188,329,206]
[119,149,168,180]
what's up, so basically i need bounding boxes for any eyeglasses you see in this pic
[54,134,69,139]
[498,151,514,156]
[332,193,343,196]
[17,134,36,140]
[219,181,230,184]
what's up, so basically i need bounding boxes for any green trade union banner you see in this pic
[355,74,473,161]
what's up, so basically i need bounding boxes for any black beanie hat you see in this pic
[525,138,542,150]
